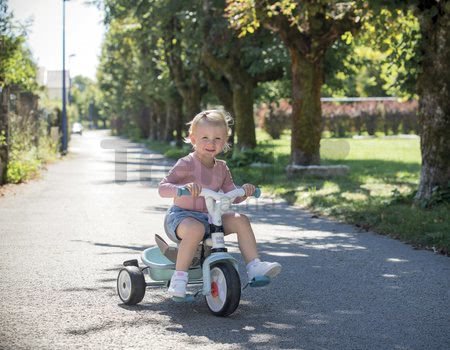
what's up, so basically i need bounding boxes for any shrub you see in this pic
[328,114,352,137]
[321,100,418,136]
[226,149,274,168]
[6,156,40,183]
[5,105,58,184]
[259,100,291,139]
[257,99,419,137]
[385,100,419,135]
[322,102,358,137]
[164,147,190,160]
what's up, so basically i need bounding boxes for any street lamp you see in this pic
[61,0,70,154]
[68,53,76,105]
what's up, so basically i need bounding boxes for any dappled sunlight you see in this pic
[296,186,344,207]
[317,238,366,250]
[360,183,399,197]
[303,242,367,251]
[264,251,309,257]
[300,231,352,239]
[256,230,369,253]
[395,171,419,183]
[334,310,364,315]
[386,258,409,263]
[248,333,278,344]
[263,321,296,330]
[341,191,368,201]
[305,318,329,325]
[296,182,342,196]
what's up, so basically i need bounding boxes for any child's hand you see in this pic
[242,183,256,197]
[186,183,202,197]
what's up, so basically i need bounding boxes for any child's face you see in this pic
[190,120,228,159]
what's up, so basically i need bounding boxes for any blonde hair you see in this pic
[185,109,234,153]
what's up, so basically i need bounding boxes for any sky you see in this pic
[9,0,105,81]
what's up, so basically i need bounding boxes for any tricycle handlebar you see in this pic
[176,187,261,199]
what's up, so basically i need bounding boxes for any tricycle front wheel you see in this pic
[205,262,241,317]
[117,266,146,305]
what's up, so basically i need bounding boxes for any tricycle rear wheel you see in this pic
[117,266,146,305]
[205,262,241,317]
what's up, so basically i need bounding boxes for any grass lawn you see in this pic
[146,131,450,255]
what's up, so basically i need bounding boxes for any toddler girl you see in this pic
[158,110,281,298]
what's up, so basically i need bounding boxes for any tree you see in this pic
[0,0,37,184]
[71,75,107,128]
[226,0,363,164]
[414,0,450,204]
[202,0,287,150]
[163,2,205,124]
[71,76,93,119]
[100,0,203,142]
[97,16,141,135]
[323,9,420,98]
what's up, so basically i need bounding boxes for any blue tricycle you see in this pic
[116,187,269,317]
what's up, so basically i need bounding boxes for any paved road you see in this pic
[0,130,449,350]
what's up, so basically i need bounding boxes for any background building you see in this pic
[38,67,70,101]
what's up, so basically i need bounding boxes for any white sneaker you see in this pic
[168,271,188,298]
[247,261,282,282]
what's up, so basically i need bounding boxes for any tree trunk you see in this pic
[150,101,163,141]
[165,16,203,125]
[0,87,9,185]
[163,102,174,143]
[290,50,323,165]
[182,75,202,121]
[201,49,256,149]
[414,2,450,202]
[201,67,235,149]
[170,89,184,147]
[202,68,234,116]
[232,79,256,149]
[136,106,151,139]
[201,0,258,150]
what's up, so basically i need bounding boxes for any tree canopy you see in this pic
[0,0,37,91]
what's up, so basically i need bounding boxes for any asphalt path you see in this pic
[0,130,449,350]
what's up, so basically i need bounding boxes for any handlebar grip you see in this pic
[254,188,261,198]
[177,187,191,196]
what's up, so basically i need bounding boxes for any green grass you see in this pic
[146,131,450,255]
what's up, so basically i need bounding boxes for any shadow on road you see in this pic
[65,202,447,350]
[65,138,447,349]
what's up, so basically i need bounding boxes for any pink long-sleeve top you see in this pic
[158,153,246,212]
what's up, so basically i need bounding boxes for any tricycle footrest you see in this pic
[172,294,196,303]
[249,276,271,287]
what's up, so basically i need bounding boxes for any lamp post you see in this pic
[61,0,69,154]
[68,53,76,105]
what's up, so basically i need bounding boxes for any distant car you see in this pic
[71,122,83,135]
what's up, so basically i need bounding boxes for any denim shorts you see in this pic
[164,205,210,243]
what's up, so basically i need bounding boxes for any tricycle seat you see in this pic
[154,234,207,267]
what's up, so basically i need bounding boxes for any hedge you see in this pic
[257,99,419,139]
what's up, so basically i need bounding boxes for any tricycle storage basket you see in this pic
[141,246,202,281]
